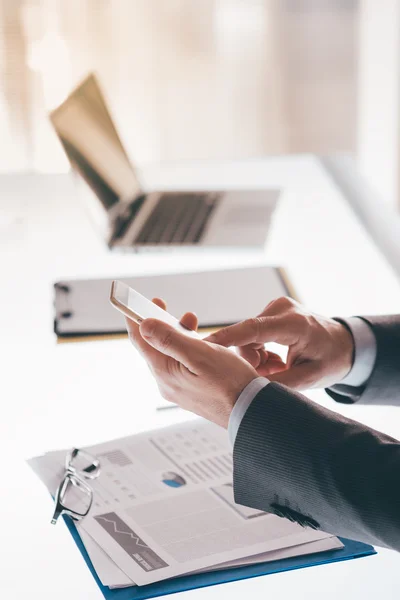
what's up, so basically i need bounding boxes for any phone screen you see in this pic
[110,281,199,337]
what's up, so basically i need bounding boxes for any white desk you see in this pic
[1,155,400,599]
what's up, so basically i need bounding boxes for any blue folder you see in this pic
[64,517,376,599]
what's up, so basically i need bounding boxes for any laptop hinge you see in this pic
[108,195,147,246]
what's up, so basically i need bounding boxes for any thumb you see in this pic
[140,319,204,370]
[268,362,316,390]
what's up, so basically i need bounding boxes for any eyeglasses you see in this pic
[51,448,101,525]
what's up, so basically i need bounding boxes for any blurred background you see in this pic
[0,2,358,166]
[1,0,398,206]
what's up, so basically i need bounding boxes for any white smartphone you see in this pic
[110,280,199,338]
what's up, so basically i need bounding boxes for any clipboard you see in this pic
[63,517,376,599]
[54,266,298,342]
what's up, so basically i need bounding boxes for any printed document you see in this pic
[29,420,342,587]
[76,527,342,589]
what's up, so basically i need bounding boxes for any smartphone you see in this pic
[110,280,199,338]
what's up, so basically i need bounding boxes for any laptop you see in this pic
[50,74,280,251]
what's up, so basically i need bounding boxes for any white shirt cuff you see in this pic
[340,317,377,387]
[228,377,270,445]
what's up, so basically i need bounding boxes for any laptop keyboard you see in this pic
[135,193,220,245]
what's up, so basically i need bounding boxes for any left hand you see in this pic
[125,299,258,428]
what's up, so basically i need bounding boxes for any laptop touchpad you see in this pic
[224,205,271,226]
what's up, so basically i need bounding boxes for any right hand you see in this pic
[206,297,355,390]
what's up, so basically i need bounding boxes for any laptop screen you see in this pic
[50,74,141,209]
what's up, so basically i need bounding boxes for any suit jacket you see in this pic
[233,316,400,551]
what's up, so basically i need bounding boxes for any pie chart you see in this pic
[162,472,186,488]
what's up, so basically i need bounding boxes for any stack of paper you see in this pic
[29,421,343,589]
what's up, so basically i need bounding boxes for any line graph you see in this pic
[94,512,168,571]
[96,515,149,548]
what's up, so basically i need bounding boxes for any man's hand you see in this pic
[126,300,258,428]
[206,297,355,390]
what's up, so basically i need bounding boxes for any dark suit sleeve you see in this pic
[233,382,400,551]
[327,315,400,405]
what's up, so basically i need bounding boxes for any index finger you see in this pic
[180,312,198,332]
[205,316,299,347]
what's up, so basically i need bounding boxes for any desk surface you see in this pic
[1,154,400,599]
